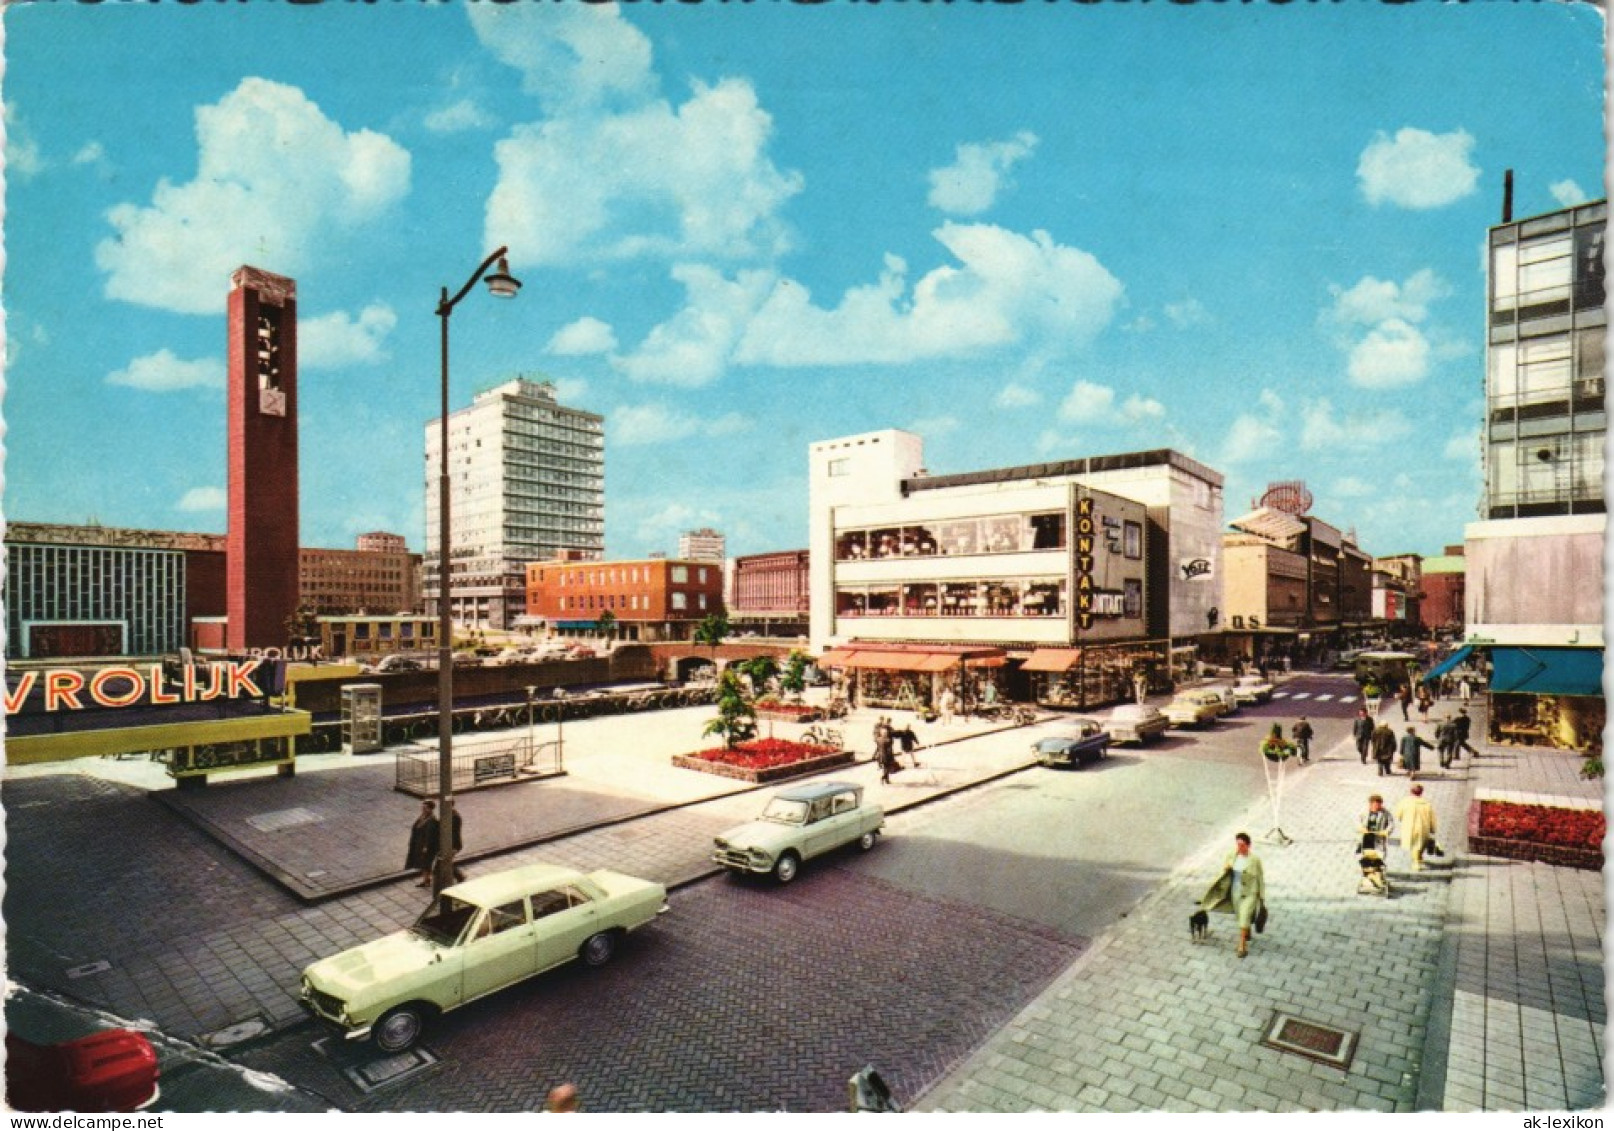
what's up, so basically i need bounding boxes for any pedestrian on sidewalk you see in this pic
[1292,716,1314,763]
[1371,723,1397,776]
[406,799,438,887]
[1415,684,1433,722]
[1398,725,1433,779]
[1435,716,1458,769]
[1199,832,1266,959]
[938,687,957,726]
[1356,794,1394,895]
[1396,683,1413,721]
[1453,708,1478,761]
[895,721,921,768]
[874,716,898,783]
[1459,675,1473,706]
[1393,784,1438,872]
[1353,707,1375,764]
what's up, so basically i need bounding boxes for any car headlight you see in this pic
[749,848,772,862]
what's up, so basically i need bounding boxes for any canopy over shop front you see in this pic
[1021,648,1084,673]
[817,643,1007,672]
[1489,647,1603,697]
[1420,645,1475,685]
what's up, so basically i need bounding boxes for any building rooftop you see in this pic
[903,448,1223,495]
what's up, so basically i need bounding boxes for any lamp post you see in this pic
[433,248,521,896]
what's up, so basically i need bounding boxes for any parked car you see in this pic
[375,654,422,673]
[1031,718,1110,768]
[1232,675,1274,704]
[300,863,668,1053]
[5,1029,160,1112]
[1103,703,1171,745]
[713,781,884,884]
[1206,687,1240,715]
[1163,690,1227,728]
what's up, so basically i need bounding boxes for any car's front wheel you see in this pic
[580,931,617,967]
[857,831,878,852]
[373,1005,427,1053]
[773,851,801,884]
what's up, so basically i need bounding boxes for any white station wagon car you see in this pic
[300,863,667,1052]
[713,781,884,884]
[1103,703,1172,745]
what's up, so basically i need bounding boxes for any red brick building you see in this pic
[1418,547,1466,632]
[226,266,300,651]
[526,557,724,642]
[729,550,810,637]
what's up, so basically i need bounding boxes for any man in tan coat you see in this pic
[1393,784,1438,872]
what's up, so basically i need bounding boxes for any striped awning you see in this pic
[819,643,1006,672]
[1021,648,1084,673]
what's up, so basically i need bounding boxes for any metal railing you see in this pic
[394,735,563,797]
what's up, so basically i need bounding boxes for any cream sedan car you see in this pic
[301,863,668,1052]
[713,781,884,884]
[1163,689,1228,728]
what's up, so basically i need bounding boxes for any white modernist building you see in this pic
[807,429,1224,709]
[424,377,604,631]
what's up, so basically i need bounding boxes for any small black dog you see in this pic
[1189,909,1209,940]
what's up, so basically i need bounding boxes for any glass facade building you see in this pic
[1485,199,1606,518]
[5,541,186,658]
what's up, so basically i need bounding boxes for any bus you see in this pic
[1353,651,1418,690]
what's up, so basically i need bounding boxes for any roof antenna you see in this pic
[1502,168,1514,224]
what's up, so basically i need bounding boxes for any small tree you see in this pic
[597,609,617,642]
[693,612,729,651]
[702,669,757,750]
[283,603,319,649]
[736,654,779,699]
[780,650,810,702]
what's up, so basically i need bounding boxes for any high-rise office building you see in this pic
[424,377,604,630]
[1461,184,1604,753]
[678,527,726,562]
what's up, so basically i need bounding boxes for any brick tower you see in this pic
[226,266,299,652]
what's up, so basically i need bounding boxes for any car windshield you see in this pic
[760,797,809,824]
[411,895,481,946]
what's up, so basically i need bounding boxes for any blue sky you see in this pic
[3,2,1606,562]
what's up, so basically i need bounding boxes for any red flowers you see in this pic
[1477,801,1605,850]
[753,700,819,718]
[685,737,838,770]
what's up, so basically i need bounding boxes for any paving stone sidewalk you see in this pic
[916,700,1608,1113]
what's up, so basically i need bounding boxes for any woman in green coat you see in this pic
[1200,832,1266,958]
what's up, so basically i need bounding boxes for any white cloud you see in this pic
[1332,476,1376,499]
[1347,318,1431,388]
[927,131,1038,215]
[547,317,618,356]
[996,383,1042,408]
[552,377,590,404]
[614,265,775,386]
[1057,380,1164,427]
[1164,298,1212,328]
[175,486,226,512]
[485,78,802,267]
[6,105,44,179]
[467,2,656,115]
[1550,179,1590,208]
[299,303,397,368]
[1220,389,1285,465]
[96,78,411,314]
[72,140,106,166]
[736,224,1124,367]
[909,416,960,437]
[1357,127,1479,210]
[1326,269,1450,326]
[1298,399,1412,451]
[107,349,222,392]
[611,403,754,446]
[424,99,493,134]
[1443,426,1480,461]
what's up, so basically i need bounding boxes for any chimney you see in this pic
[1502,168,1514,223]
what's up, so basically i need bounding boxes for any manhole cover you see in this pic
[343,1048,439,1093]
[1259,1011,1358,1071]
[246,807,322,833]
[200,1018,268,1049]
[66,961,111,979]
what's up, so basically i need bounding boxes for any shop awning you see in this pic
[1021,648,1084,673]
[1420,645,1474,684]
[841,651,957,672]
[825,643,1006,672]
[1489,647,1604,697]
[816,649,856,668]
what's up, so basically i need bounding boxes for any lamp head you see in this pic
[484,257,522,299]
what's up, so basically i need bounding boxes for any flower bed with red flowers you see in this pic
[753,700,822,724]
[1467,799,1605,871]
[673,737,852,783]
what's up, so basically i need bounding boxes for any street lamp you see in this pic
[433,247,521,895]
